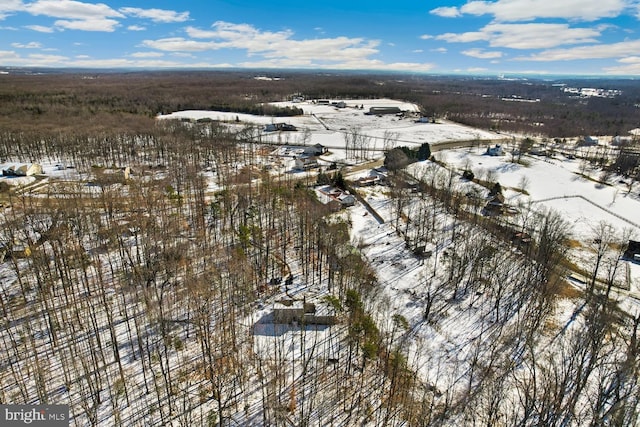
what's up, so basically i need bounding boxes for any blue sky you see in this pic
[1,0,640,75]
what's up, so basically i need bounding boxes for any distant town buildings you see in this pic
[562,86,622,98]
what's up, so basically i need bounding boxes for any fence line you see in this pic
[532,194,640,229]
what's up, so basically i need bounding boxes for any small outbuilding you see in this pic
[581,135,599,146]
[483,193,506,215]
[486,144,503,156]
[304,144,328,156]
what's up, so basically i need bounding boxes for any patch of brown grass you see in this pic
[544,317,560,332]
[556,280,583,299]
[565,239,583,249]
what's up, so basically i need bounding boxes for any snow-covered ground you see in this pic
[345,157,640,420]
[433,148,640,236]
[1,97,637,425]
[157,98,503,157]
[0,160,82,189]
[409,149,640,296]
[159,99,640,296]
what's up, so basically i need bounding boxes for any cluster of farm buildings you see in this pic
[2,163,43,177]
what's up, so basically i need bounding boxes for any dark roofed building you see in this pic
[304,143,328,156]
[273,299,337,325]
[624,240,640,261]
[367,106,402,115]
[483,193,505,215]
[264,123,297,132]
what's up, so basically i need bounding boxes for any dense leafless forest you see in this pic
[0,70,639,426]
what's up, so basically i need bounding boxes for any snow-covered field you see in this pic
[158,98,503,156]
[429,149,640,293]
[438,148,640,236]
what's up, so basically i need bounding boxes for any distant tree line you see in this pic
[1,71,639,138]
[204,102,303,117]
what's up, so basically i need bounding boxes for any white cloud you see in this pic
[54,18,119,32]
[604,63,640,74]
[603,56,640,74]
[141,21,434,72]
[185,22,295,51]
[420,34,433,40]
[12,41,42,49]
[0,52,69,66]
[412,49,424,53]
[0,49,206,68]
[0,0,24,20]
[2,46,432,71]
[338,60,435,72]
[430,6,461,18]
[25,24,54,33]
[170,52,196,58]
[459,0,627,22]
[128,25,146,31]
[28,53,67,61]
[618,56,640,63]
[147,22,378,61]
[432,47,448,53]
[119,7,189,23]
[437,31,485,44]
[437,23,601,49]
[462,48,503,59]
[0,50,20,60]
[26,0,123,20]
[142,37,222,52]
[467,67,489,72]
[239,57,435,72]
[69,58,177,68]
[25,0,123,32]
[130,51,165,58]
[517,39,640,61]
